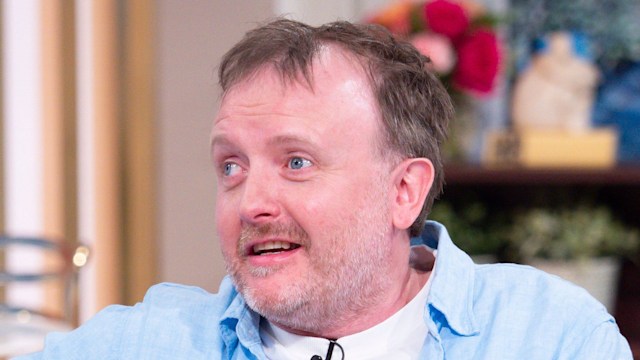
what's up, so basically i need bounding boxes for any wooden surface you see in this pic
[444,164,640,185]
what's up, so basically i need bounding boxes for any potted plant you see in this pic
[430,201,504,263]
[504,205,639,311]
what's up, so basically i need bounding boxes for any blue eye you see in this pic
[223,162,241,176]
[288,157,311,170]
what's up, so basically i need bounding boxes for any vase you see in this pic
[446,92,507,164]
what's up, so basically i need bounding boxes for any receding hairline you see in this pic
[220,41,376,98]
[218,43,401,164]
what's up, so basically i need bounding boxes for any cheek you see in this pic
[215,194,240,253]
[312,175,389,224]
[293,183,360,231]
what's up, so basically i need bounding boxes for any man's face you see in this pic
[211,48,396,334]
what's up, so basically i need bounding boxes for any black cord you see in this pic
[310,339,345,360]
[325,339,345,360]
[325,341,335,360]
[335,340,345,359]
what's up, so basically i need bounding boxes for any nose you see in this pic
[238,169,281,225]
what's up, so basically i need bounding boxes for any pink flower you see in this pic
[424,0,470,40]
[410,33,456,74]
[453,29,501,94]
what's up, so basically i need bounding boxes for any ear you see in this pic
[390,158,434,231]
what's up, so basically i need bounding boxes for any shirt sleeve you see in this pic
[566,319,634,360]
[12,283,228,360]
[13,304,141,360]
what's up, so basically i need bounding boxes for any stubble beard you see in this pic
[224,178,393,335]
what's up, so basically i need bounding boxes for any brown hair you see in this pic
[218,18,452,237]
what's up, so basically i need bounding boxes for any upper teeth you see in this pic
[253,241,292,254]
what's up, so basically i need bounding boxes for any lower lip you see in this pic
[246,247,302,267]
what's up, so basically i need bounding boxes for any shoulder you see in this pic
[473,263,610,323]
[142,282,221,308]
[139,281,240,327]
[23,280,241,359]
[471,263,632,357]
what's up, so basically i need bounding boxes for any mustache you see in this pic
[238,222,310,251]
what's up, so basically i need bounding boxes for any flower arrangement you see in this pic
[367,0,503,96]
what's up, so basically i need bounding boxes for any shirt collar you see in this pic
[414,221,479,337]
[219,278,265,358]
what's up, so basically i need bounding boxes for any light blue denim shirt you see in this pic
[16,221,632,359]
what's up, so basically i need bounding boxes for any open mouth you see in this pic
[251,241,301,256]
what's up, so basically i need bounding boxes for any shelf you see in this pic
[444,164,640,186]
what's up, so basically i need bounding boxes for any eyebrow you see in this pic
[210,134,231,148]
[266,134,318,149]
[212,131,320,146]
[210,132,323,160]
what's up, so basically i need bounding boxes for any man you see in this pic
[19,19,631,359]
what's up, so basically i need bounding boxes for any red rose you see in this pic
[453,29,501,94]
[424,0,470,40]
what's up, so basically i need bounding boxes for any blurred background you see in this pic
[1,0,639,357]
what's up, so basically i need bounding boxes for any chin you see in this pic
[232,265,292,301]
[243,280,309,317]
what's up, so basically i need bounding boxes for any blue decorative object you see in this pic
[534,32,591,58]
[509,0,640,69]
[518,32,592,74]
[593,62,640,163]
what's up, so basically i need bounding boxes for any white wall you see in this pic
[274,0,389,25]
[155,0,273,292]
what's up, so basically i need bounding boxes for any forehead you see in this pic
[214,45,378,126]
[210,47,389,165]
